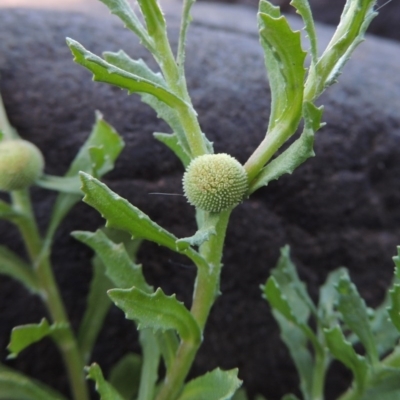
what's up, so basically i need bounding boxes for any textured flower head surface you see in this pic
[183,153,248,213]
[0,139,44,191]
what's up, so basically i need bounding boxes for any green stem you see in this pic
[0,92,18,139]
[10,190,89,400]
[154,209,231,400]
[311,351,326,400]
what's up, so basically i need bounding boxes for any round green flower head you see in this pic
[0,139,44,192]
[183,153,248,213]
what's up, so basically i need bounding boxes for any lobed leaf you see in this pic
[79,173,209,271]
[77,256,113,363]
[72,229,151,293]
[290,0,318,64]
[109,353,141,400]
[250,102,322,193]
[86,363,125,400]
[67,39,188,110]
[108,286,201,344]
[154,132,191,167]
[336,272,378,364]
[324,325,368,390]
[97,0,153,51]
[45,112,124,250]
[0,246,39,294]
[0,364,67,400]
[258,8,306,133]
[7,319,66,359]
[177,368,242,400]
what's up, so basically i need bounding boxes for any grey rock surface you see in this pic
[0,3,400,399]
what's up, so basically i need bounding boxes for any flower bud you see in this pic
[0,139,44,191]
[183,153,248,213]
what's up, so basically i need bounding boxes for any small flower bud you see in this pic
[0,139,44,191]
[183,153,248,213]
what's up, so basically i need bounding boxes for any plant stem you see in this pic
[154,209,231,400]
[0,92,18,139]
[11,190,89,400]
[311,351,326,400]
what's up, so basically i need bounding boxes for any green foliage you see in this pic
[86,363,125,400]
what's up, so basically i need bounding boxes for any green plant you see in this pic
[3,0,399,399]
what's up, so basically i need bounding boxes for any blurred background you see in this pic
[0,0,399,42]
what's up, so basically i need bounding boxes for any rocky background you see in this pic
[1,1,400,400]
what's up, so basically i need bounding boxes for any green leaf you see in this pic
[79,173,209,271]
[269,246,316,324]
[109,353,141,400]
[177,0,196,74]
[310,0,377,98]
[0,246,39,294]
[0,364,67,400]
[7,319,66,359]
[324,325,368,390]
[36,175,81,194]
[290,0,318,64]
[273,311,313,399]
[136,0,166,38]
[137,329,160,400]
[389,284,400,332]
[318,268,347,328]
[258,9,306,133]
[155,330,179,371]
[77,256,113,363]
[72,229,151,293]
[177,368,242,400]
[86,363,125,400]
[67,39,188,110]
[259,0,280,17]
[79,173,178,250]
[263,276,321,352]
[103,51,166,87]
[250,102,322,193]
[336,272,378,364]
[361,366,400,399]
[45,112,124,250]
[108,286,201,344]
[97,0,153,51]
[154,132,191,167]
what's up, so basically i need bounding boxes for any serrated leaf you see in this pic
[79,173,208,271]
[7,319,66,359]
[86,363,125,400]
[336,272,378,364]
[258,10,306,133]
[0,364,67,400]
[36,175,81,194]
[250,102,322,193]
[310,0,377,98]
[270,246,316,323]
[388,284,400,332]
[67,39,187,110]
[108,287,201,344]
[324,325,368,390]
[273,311,313,399]
[263,277,321,352]
[79,173,178,250]
[109,353,141,400]
[177,368,242,400]
[78,256,113,363]
[0,246,39,294]
[259,0,280,17]
[138,329,160,400]
[44,112,124,250]
[154,132,191,167]
[318,267,347,328]
[290,0,318,64]
[73,229,151,293]
[97,0,153,51]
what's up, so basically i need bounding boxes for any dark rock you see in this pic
[0,3,400,400]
